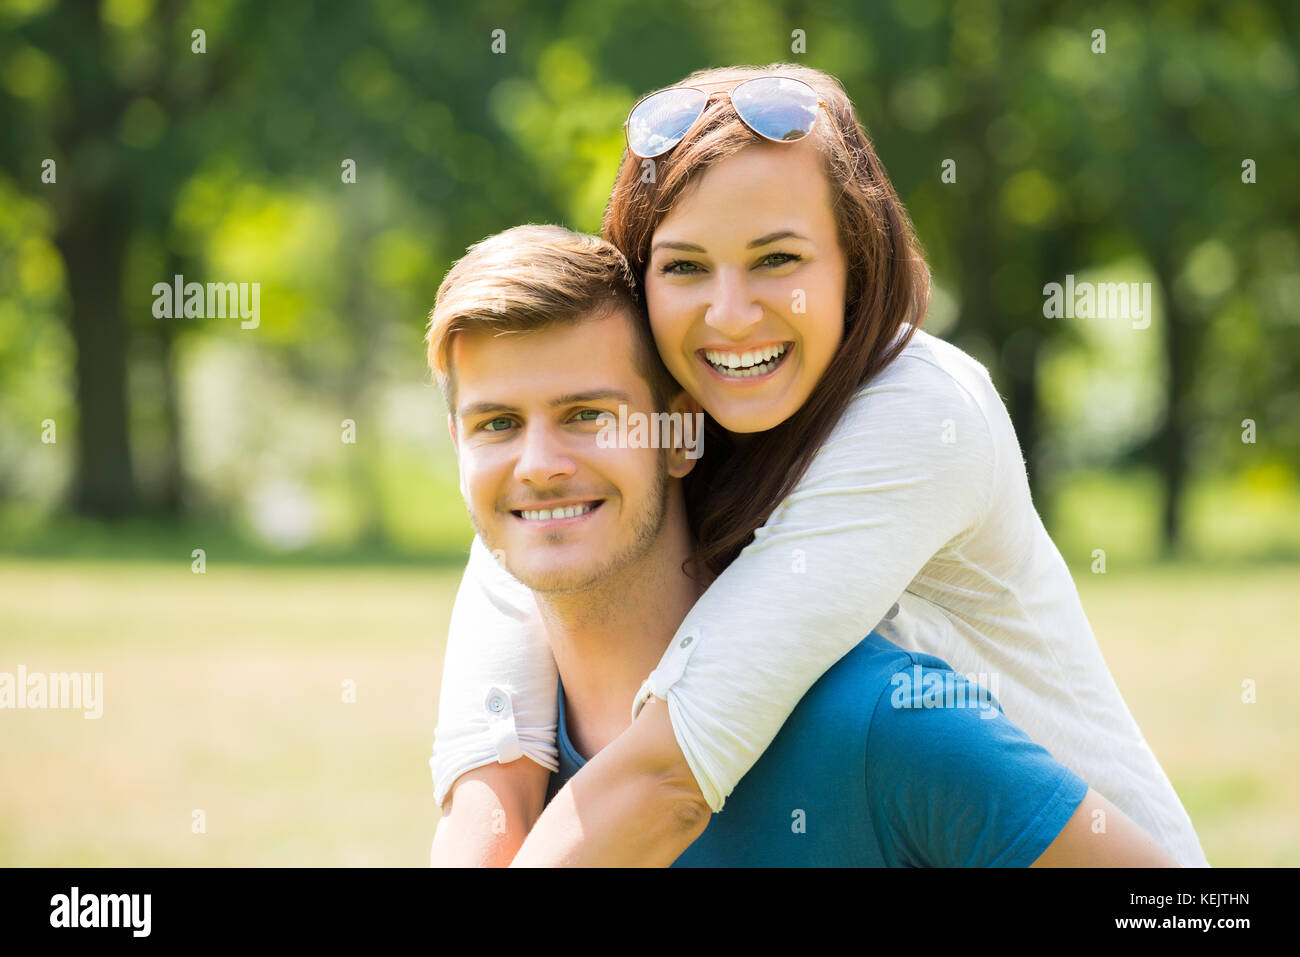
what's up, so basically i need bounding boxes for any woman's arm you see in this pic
[510,697,709,866]
[515,356,998,864]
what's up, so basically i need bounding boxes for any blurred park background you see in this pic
[1,0,1297,866]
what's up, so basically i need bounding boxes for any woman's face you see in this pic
[644,138,848,434]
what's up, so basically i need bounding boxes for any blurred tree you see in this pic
[1,0,262,515]
[1082,4,1300,551]
[0,0,1295,560]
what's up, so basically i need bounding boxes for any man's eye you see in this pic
[573,409,605,422]
[482,417,514,432]
[660,260,702,276]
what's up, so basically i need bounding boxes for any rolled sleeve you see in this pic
[429,537,559,807]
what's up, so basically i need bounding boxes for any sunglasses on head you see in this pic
[624,75,846,160]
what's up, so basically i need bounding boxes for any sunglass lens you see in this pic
[626,88,709,158]
[731,77,820,142]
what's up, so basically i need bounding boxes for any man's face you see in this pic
[449,310,686,594]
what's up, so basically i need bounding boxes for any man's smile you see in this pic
[509,499,606,526]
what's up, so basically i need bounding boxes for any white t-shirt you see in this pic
[429,328,1208,867]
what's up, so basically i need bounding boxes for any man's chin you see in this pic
[508,561,603,595]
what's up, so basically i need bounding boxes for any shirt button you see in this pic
[487,694,506,714]
[885,603,900,620]
[679,635,693,649]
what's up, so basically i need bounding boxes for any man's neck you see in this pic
[535,492,701,761]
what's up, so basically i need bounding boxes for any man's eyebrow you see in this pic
[550,389,634,407]
[457,390,633,419]
[650,231,811,255]
[458,401,519,419]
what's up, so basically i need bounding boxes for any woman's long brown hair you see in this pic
[602,63,931,583]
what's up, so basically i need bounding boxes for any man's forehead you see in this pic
[452,315,649,415]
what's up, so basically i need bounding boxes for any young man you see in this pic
[425,224,1177,867]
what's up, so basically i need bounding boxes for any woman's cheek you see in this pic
[648,289,690,361]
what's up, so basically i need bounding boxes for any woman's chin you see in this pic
[704,400,795,436]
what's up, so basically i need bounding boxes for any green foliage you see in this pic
[0,0,1296,555]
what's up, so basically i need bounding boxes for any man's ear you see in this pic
[447,413,468,500]
[667,390,705,479]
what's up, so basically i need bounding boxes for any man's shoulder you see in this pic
[784,633,998,753]
[784,632,940,732]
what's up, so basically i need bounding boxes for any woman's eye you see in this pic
[660,260,702,276]
[760,252,802,268]
[482,417,514,433]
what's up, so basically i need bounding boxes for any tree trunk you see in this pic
[153,257,186,515]
[1006,359,1041,503]
[1154,257,1190,555]
[56,197,137,518]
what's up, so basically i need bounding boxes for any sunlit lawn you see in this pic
[1,557,1296,866]
[1074,562,1299,868]
[0,560,452,866]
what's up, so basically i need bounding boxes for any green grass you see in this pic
[0,561,453,866]
[1073,562,1300,867]
[1,557,1296,866]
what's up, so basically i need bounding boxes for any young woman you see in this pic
[429,63,1207,867]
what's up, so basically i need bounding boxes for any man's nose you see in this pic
[513,421,577,487]
[704,266,764,339]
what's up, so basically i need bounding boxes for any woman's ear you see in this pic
[667,391,705,479]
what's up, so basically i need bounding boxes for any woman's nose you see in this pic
[703,267,764,339]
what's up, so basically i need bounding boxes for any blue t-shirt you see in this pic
[546,632,1089,867]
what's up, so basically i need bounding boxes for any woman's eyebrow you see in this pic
[651,239,706,254]
[746,230,809,248]
[651,231,811,255]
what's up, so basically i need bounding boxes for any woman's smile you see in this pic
[697,341,795,382]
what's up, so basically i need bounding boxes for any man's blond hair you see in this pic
[425,224,678,411]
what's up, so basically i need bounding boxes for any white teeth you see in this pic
[704,343,788,376]
[520,503,594,521]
